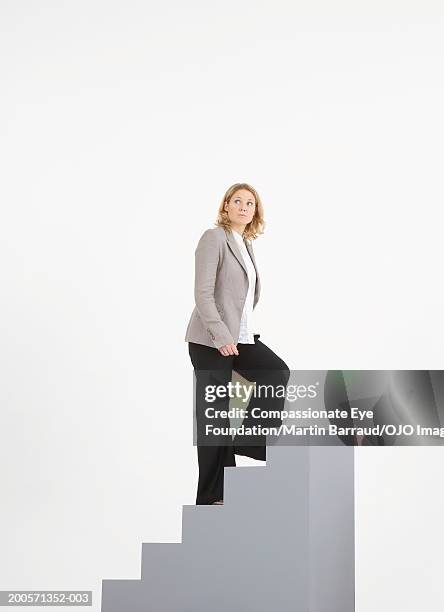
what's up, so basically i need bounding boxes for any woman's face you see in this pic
[224,189,256,227]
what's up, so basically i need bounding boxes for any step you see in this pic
[101,578,144,612]
[181,503,229,546]
[141,542,184,581]
[223,465,268,505]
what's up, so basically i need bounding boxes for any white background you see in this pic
[1,1,443,610]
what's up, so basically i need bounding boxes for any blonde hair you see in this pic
[215,182,265,241]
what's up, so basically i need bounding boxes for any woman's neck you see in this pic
[230,224,245,236]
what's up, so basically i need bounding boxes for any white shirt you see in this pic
[231,229,257,344]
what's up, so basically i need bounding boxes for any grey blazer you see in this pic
[185,226,261,349]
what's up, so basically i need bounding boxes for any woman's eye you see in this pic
[233,198,254,206]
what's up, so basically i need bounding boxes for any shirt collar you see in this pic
[231,228,245,244]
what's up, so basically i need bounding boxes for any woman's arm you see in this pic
[194,229,235,349]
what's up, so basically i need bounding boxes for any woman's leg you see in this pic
[188,342,235,505]
[232,334,291,458]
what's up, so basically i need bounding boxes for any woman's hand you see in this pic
[218,343,239,357]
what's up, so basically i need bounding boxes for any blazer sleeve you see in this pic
[194,229,235,349]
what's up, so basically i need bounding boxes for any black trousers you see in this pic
[188,334,290,505]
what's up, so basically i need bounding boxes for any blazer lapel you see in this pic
[246,239,261,306]
[245,240,259,279]
[224,228,261,306]
[225,228,248,276]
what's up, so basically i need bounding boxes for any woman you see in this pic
[185,182,290,505]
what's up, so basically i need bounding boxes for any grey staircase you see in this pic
[101,368,444,610]
[101,443,355,612]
